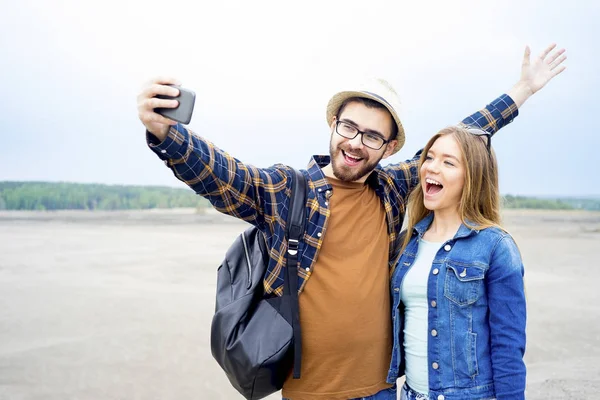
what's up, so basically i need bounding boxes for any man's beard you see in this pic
[329,141,383,182]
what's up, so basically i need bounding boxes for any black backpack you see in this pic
[210,168,307,399]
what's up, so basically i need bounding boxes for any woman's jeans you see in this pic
[400,382,428,400]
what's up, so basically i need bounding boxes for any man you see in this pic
[137,44,565,400]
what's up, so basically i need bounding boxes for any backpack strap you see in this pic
[284,168,307,379]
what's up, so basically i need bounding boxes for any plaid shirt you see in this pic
[148,94,518,296]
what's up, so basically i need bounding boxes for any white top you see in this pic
[401,238,442,395]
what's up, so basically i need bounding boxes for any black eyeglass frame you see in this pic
[334,120,391,150]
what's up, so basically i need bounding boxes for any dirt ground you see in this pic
[0,208,599,400]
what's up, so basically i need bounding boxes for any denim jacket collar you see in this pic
[413,213,479,240]
[414,213,434,236]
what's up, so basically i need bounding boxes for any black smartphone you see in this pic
[154,85,196,125]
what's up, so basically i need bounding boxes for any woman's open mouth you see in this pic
[425,178,443,195]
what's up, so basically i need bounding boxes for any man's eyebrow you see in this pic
[339,118,385,138]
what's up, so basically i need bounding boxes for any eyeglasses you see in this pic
[464,126,492,154]
[335,120,390,150]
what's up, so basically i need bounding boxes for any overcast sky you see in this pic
[1,0,598,196]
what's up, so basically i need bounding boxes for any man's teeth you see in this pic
[426,178,442,186]
[344,152,362,160]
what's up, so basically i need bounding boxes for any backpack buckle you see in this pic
[287,239,299,255]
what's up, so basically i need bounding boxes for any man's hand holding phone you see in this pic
[137,77,196,142]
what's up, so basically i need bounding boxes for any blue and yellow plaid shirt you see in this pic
[148,94,518,296]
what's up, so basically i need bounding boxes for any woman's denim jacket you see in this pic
[386,214,526,400]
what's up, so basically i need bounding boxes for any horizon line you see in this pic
[1,179,599,199]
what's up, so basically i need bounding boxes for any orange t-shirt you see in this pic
[282,176,393,399]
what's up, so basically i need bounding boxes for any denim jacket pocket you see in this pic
[444,263,486,306]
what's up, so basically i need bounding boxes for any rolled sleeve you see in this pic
[462,94,519,135]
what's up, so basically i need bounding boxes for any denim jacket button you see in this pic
[432,268,439,275]
[437,396,445,400]
[444,244,451,251]
[394,287,400,292]
[431,300,437,307]
[431,329,438,337]
[432,362,439,369]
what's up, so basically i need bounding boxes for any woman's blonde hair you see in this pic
[400,125,504,254]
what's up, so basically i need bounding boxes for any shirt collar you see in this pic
[307,155,384,192]
[306,156,333,193]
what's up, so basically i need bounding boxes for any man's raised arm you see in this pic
[136,77,290,229]
[465,43,566,131]
[384,43,567,199]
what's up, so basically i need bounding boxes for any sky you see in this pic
[1,0,599,197]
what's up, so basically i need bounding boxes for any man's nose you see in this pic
[348,133,364,149]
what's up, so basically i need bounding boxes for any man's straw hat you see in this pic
[326,78,405,154]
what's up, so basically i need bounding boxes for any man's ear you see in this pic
[330,117,337,132]
[382,140,398,159]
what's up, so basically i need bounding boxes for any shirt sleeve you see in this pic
[486,235,527,400]
[146,123,288,228]
[383,94,519,201]
[461,94,519,134]
[382,151,422,204]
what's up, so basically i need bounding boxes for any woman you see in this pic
[386,125,526,400]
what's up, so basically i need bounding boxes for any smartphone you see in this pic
[154,85,196,125]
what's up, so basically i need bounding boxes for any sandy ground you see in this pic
[0,208,599,400]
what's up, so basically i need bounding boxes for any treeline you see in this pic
[0,182,209,211]
[502,195,574,210]
[0,182,599,211]
[557,197,600,211]
[502,195,600,211]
